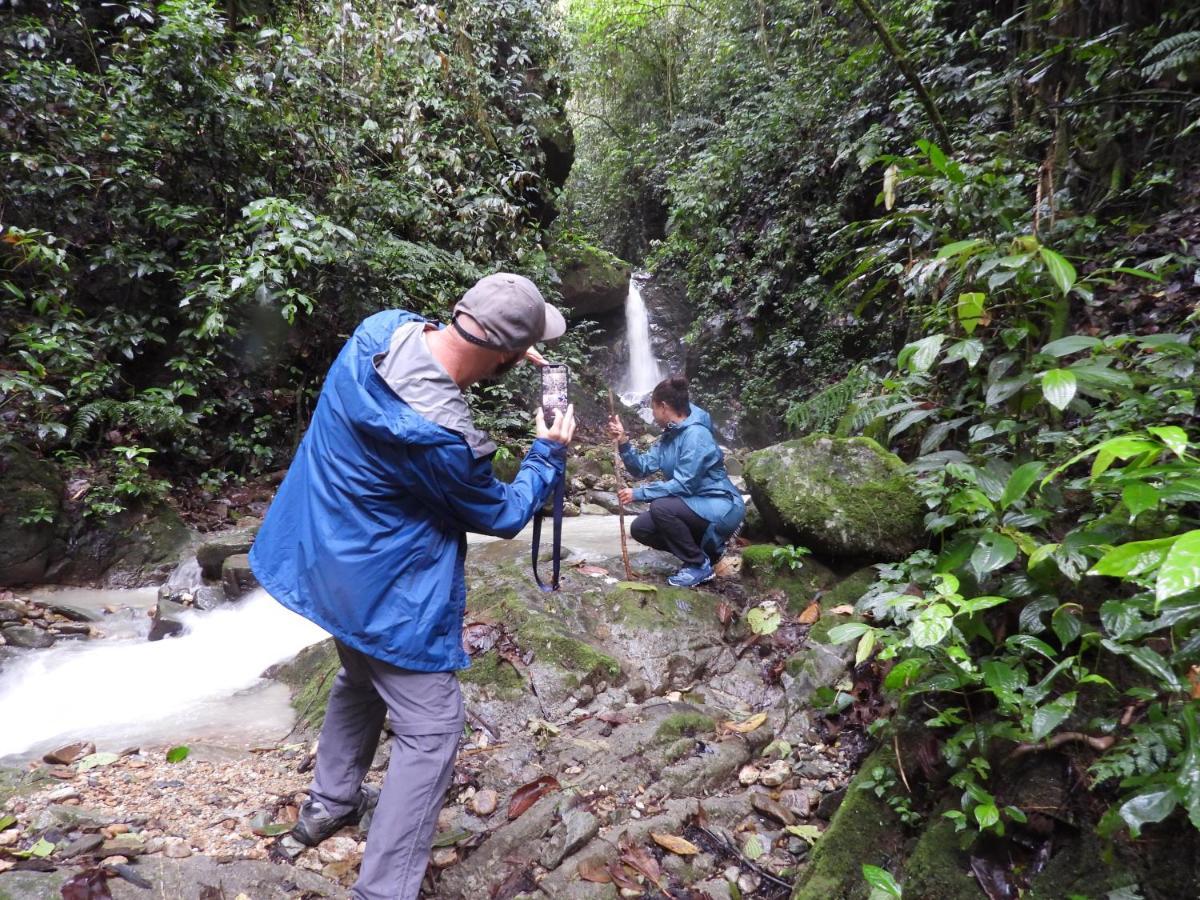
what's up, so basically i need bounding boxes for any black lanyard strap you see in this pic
[531,471,565,592]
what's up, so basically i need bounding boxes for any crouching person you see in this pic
[607,375,744,587]
[249,273,576,900]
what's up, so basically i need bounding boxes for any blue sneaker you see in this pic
[668,560,715,588]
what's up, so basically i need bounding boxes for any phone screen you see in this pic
[541,365,570,421]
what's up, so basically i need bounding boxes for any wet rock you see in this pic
[470,789,498,817]
[539,806,599,870]
[816,787,847,820]
[196,526,260,580]
[579,503,610,516]
[549,240,632,319]
[744,435,924,561]
[45,603,100,623]
[432,847,458,867]
[44,785,82,802]
[750,791,796,826]
[221,553,259,600]
[34,804,119,831]
[0,441,64,586]
[1,624,55,649]
[781,787,819,818]
[43,739,94,768]
[163,837,192,858]
[316,835,360,865]
[100,832,147,856]
[758,759,791,787]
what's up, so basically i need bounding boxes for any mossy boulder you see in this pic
[459,649,527,699]
[745,435,924,562]
[266,638,341,731]
[653,711,716,744]
[901,818,984,899]
[51,500,191,586]
[741,544,838,614]
[0,441,64,585]
[549,239,632,319]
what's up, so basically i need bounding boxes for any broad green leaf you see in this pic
[1031,692,1076,741]
[985,374,1031,407]
[29,837,55,858]
[912,603,953,647]
[1119,788,1178,837]
[1051,605,1082,646]
[981,660,1024,706]
[1040,369,1076,411]
[785,824,822,844]
[1040,335,1101,357]
[971,532,1018,577]
[943,338,984,368]
[1122,482,1159,518]
[1100,600,1141,641]
[1039,246,1077,295]
[253,823,293,837]
[0,814,15,831]
[974,802,1000,829]
[956,292,986,334]
[617,582,657,593]
[1111,266,1162,281]
[1090,536,1179,579]
[166,745,191,764]
[884,658,924,691]
[1162,479,1200,504]
[1089,436,1161,478]
[743,834,765,860]
[1122,644,1184,692]
[747,606,782,636]
[855,629,877,666]
[1000,461,1045,509]
[1156,530,1200,605]
[1148,426,1190,458]
[861,864,903,898]
[889,407,935,440]
[909,334,945,372]
[1070,364,1133,391]
[1027,543,1059,570]
[826,623,872,644]
[936,238,986,260]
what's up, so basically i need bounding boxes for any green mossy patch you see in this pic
[269,638,340,731]
[901,818,984,899]
[608,583,725,630]
[654,712,716,744]
[791,747,903,900]
[741,544,839,614]
[459,650,527,699]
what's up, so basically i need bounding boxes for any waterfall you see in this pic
[620,277,662,405]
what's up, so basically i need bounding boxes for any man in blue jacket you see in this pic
[608,375,744,588]
[249,273,575,900]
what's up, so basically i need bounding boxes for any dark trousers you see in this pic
[630,496,710,566]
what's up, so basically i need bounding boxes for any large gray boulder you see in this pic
[0,442,64,586]
[549,240,631,318]
[744,434,924,561]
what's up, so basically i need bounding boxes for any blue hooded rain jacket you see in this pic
[621,405,745,557]
[249,310,565,672]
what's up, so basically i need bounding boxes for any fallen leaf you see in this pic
[462,621,500,654]
[797,602,821,625]
[597,711,630,725]
[77,752,120,771]
[577,565,608,576]
[651,832,700,855]
[619,843,665,890]
[250,823,291,837]
[828,604,856,615]
[785,824,823,845]
[606,861,643,892]
[577,857,613,883]
[617,581,657,593]
[0,815,15,831]
[722,712,768,734]
[165,746,190,764]
[717,601,734,625]
[743,834,765,860]
[1189,665,1200,700]
[507,775,560,820]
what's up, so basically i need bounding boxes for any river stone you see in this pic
[196,526,259,580]
[1,624,54,649]
[744,435,924,561]
[0,441,64,586]
[221,553,259,600]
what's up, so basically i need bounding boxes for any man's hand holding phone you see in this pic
[536,404,576,447]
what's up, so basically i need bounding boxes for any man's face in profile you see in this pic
[483,350,524,383]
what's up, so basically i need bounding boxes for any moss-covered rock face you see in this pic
[653,712,716,744]
[548,238,632,318]
[745,435,925,562]
[266,638,341,731]
[458,650,527,699]
[901,818,984,899]
[0,441,64,585]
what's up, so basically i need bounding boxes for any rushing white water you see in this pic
[620,277,662,405]
[0,589,327,762]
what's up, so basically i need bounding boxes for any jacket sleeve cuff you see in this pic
[632,487,646,501]
[531,437,568,466]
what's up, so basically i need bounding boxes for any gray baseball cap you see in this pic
[451,273,566,353]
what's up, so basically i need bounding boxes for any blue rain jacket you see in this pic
[620,405,745,555]
[249,309,565,672]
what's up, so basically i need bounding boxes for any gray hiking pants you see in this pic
[308,640,464,900]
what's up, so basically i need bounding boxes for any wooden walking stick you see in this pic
[608,388,634,581]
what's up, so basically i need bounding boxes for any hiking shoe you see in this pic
[291,784,380,847]
[668,560,715,588]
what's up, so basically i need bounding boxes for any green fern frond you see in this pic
[784,366,873,435]
[1142,30,1200,80]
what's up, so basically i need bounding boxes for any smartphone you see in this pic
[540,363,570,423]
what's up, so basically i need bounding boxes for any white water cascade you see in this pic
[0,589,328,762]
[619,277,662,406]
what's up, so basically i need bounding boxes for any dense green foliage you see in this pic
[563,0,1200,438]
[1,0,570,510]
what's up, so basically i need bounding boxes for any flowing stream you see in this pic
[0,519,628,764]
[619,276,662,406]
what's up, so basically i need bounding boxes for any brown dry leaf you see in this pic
[507,775,560,820]
[577,858,613,883]
[717,601,734,625]
[1189,666,1200,700]
[722,712,768,734]
[828,604,856,615]
[651,832,700,855]
[577,564,609,576]
[606,862,643,892]
[797,602,821,625]
[620,843,665,890]
[597,711,630,726]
